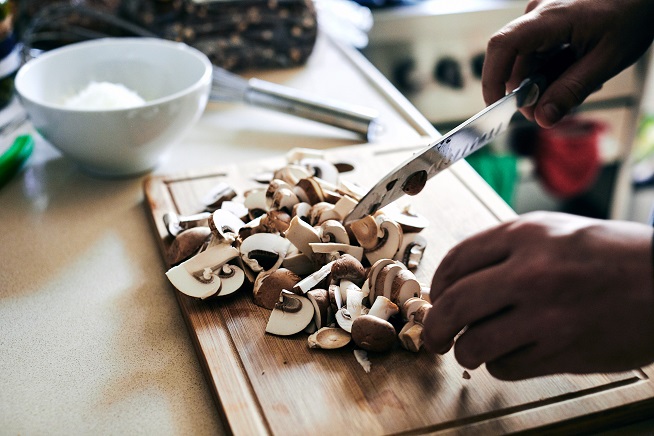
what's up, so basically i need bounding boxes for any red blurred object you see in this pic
[535,117,607,198]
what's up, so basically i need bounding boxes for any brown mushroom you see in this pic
[351,296,399,352]
[307,327,351,349]
[253,268,302,310]
[167,227,211,265]
[331,254,366,283]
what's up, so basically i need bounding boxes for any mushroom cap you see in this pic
[253,268,302,310]
[331,254,366,282]
[166,227,211,265]
[351,315,397,353]
[307,327,351,349]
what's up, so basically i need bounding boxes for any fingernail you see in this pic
[542,103,562,125]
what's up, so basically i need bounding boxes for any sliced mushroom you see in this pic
[394,233,427,270]
[306,288,332,330]
[216,264,246,297]
[384,205,430,233]
[319,220,349,244]
[335,307,353,333]
[398,298,432,352]
[271,188,300,212]
[296,177,325,205]
[165,244,240,299]
[280,252,315,276]
[292,202,312,221]
[253,268,302,310]
[260,210,292,234]
[373,262,406,304]
[265,179,294,208]
[285,215,321,259]
[307,327,351,349]
[167,226,212,265]
[292,260,335,294]
[163,211,211,238]
[309,202,340,225]
[265,290,314,336]
[365,259,397,304]
[220,201,250,221]
[332,195,358,220]
[299,158,340,185]
[246,189,271,219]
[239,233,291,273]
[364,218,403,266]
[349,215,379,250]
[209,209,245,242]
[309,243,364,263]
[390,269,422,307]
[273,164,313,185]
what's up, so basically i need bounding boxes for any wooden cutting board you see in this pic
[144,142,654,435]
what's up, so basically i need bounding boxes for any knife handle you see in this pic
[516,45,578,108]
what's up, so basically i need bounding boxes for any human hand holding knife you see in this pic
[344,47,577,225]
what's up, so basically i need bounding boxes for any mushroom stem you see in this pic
[368,296,399,321]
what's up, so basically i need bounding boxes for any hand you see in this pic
[482,0,654,128]
[422,211,654,380]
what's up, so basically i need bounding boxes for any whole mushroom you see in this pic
[351,296,399,353]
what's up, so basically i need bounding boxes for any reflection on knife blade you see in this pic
[344,77,540,225]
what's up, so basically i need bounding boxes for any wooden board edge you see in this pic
[142,176,272,436]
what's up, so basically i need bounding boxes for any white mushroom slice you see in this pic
[300,158,340,185]
[364,219,403,266]
[220,200,249,221]
[273,164,312,185]
[271,188,300,212]
[398,321,424,353]
[165,244,240,299]
[281,252,315,276]
[209,209,245,242]
[335,307,353,333]
[319,220,349,244]
[346,287,365,319]
[353,349,371,373]
[309,243,364,263]
[216,264,245,297]
[292,202,312,221]
[401,297,431,322]
[285,215,321,259]
[265,290,314,336]
[309,202,338,225]
[368,295,400,320]
[308,327,351,349]
[349,215,380,250]
[239,233,291,273]
[243,188,269,214]
[202,182,237,211]
[332,195,358,220]
[265,179,294,208]
[292,260,335,294]
[394,233,427,270]
[329,283,343,311]
[390,269,422,307]
[337,180,367,201]
[384,205,430,233]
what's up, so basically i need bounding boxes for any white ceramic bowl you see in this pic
[15,38,212,177]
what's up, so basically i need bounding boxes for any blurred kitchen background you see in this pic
[350,0,654,224]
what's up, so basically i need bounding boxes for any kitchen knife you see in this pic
[344,48,575,224]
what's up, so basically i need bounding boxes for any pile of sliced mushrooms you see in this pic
[164,149,433,372]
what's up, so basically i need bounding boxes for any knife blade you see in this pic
[343,47,575,225]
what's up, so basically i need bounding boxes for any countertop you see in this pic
[0,33,439,435]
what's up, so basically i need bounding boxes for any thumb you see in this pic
[533,49,609,128]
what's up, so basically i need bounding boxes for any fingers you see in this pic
[533,47,614,128]
[423,260,516,354]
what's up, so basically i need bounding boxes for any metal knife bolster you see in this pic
[344,79,540,224]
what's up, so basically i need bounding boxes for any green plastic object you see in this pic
[466,146,518,207]
[0,134,34,189]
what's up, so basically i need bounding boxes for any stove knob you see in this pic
[392,59,422,94]
[434,57,464,89]
[471,53,485,79]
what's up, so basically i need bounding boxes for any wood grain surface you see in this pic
[144,142,654,435]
